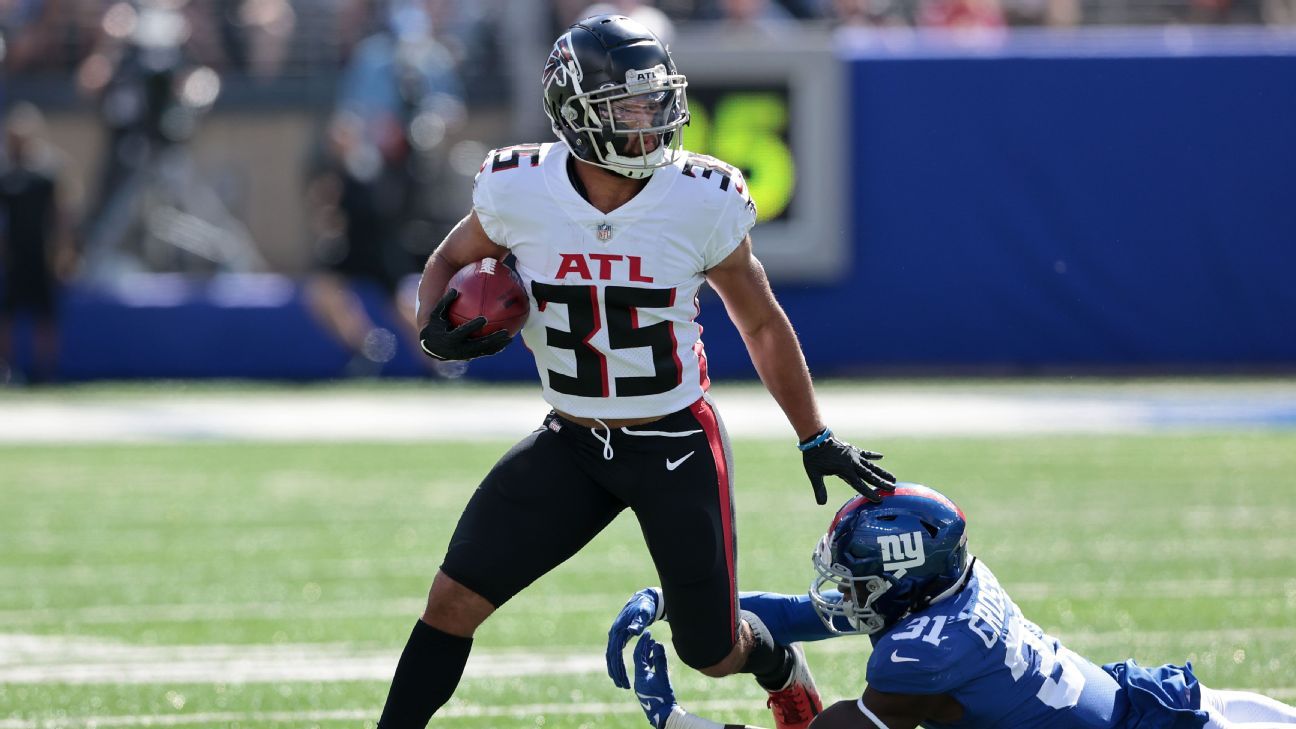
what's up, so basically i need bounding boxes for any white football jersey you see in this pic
[473,142,757,418]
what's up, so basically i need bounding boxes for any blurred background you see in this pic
[0,0,1294,384]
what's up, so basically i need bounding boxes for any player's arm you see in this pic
[415,210,508,327]
[632,632,765,729]
[704,238,895,503]
[811,687,941,729]
[704,236,821,440]
[414,210,511,361]
[607,588,841,690]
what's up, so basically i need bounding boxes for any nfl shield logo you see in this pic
[596,223,614,241]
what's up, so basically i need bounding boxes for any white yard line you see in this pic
[1,383,1294,442]
[0,699,759,728]
[2,631,1294,686]
[0,634,602,685]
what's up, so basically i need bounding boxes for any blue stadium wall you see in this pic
[801,29,1296,375]
[699,29,1296,378]
[8,29,1296,380]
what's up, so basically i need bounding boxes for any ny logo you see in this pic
[877,531,926,578]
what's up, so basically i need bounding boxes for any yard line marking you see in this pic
[3,691,1296,729]
[0,699,760,728]
[0,634,601,685]
[1,385,1294,443]
[3,633,1295,686]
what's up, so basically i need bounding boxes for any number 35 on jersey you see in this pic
[473,142,757,419]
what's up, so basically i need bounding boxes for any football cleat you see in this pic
[765,643,822,729]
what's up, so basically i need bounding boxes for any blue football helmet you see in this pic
[810,484,970,635]
[541,14,689,179]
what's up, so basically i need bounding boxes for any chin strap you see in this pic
[611,165,655,179]
[599,136,674,178]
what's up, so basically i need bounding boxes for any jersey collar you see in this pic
[544,143,677,227]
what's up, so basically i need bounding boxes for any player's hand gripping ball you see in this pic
[418,259,528,361]
[446,258,530,337]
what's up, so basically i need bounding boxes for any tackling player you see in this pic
[376,14,896,727]
[612,484,1296,729]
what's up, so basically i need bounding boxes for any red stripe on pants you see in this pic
[689,397,736,642]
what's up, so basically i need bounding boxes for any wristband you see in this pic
[648,586,668,622]
[797,428,833,452]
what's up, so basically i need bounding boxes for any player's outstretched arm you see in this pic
[415,211,512,361]
[633,633,764,729]
[633,633,937,729]
[705,238,896,503]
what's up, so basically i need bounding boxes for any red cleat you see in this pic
[765,644,823,729]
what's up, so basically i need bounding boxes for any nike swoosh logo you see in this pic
[665,452,695,471]
[637,693,663,712]
[890,650,920,663]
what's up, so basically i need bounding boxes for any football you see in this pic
[446,258,530,337]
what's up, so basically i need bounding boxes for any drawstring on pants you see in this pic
[588,418,703,461]
[591,418,615,461]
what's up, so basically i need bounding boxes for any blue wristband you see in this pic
[797,428,833,452]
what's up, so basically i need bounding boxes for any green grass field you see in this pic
[2,431,1295,727]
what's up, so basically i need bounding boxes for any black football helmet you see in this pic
[542,14,689,179]
[810,484,971,635]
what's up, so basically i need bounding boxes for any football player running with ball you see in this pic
[613,485,1296,729]
[376,14,896,727]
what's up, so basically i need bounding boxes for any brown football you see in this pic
[446,258,530,337]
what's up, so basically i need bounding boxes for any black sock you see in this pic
[378,619,473,728]
[738,610,795,691]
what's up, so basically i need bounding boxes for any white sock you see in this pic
[665,706,728,729]
[1201,687,1296,728]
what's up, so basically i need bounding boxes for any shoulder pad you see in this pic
[478,144,545,177]
[680,153,754,208]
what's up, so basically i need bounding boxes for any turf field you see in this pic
[2,388,1295,727]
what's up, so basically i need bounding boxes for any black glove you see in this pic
[418,289,512,361]
[800,428,896,505]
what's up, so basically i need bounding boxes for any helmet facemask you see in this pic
[809,533,893,635]
[807,486,972,636]
[552,64,689,179]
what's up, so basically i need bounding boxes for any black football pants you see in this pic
[440,396,739,669]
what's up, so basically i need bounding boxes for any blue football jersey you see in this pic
[738,562,1209,729]
[866,561,1124,729]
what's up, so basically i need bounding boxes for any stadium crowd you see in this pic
[3,0,1295,81]
[0,0,1292,383]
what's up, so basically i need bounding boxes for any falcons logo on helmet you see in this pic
[542,32,582,90]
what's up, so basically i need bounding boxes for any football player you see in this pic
[614,484,1296,729]
[376,14,896,727]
